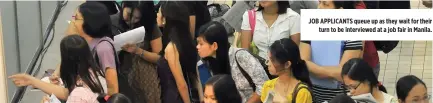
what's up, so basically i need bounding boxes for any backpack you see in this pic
[373,41,399,53]
[207,3,230,20]
[234,49,277,91]
[235,9,259,55]
[292,82,314,103]
[92,39,135,102]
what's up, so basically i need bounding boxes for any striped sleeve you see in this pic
[344,40,363,50]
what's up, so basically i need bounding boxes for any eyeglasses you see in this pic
[344,82,362,91]
[410,95,431,103]
[72,15,83,21]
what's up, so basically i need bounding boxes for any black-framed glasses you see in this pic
[344,82,362,90]
[72,15,83,21]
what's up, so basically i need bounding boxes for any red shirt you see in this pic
[356,1,367,9]
[356,2,380,68]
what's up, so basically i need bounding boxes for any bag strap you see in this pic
[92,39,121,74]
[248,10,256,35]
[292,82,310,103]
[234,49,256,91]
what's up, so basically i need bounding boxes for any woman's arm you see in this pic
[195,66,204,102]
[240,12,253,49]
[300,41,337,79]
[290,33,301,46]
[122,43,161,63]
[303,41,363,82]
[105,68,118,95]
[95,42,119,95]
[189,16,196,39]
[9,74,69,100]
[165,44,190,103]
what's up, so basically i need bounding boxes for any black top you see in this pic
[157,56,183,103]
[184,1,211,37]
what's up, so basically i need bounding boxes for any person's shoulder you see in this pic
[263,78,278,88]
[95,38,114,52]
[286,8,300,17]
[382,92,398,103]
[164,43,177,55]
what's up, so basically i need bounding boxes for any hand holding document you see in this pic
[48,94,61,103]
[114,26,146,52]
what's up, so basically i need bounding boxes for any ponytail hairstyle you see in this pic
[198,21,231,75]
[98,93,132,103]
[269,38,312,87]
[341,58,387,93]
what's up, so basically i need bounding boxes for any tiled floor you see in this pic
[378,41,432,96]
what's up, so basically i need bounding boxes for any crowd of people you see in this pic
[7,0,432,103]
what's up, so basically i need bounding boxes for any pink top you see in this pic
[66,87,99,103]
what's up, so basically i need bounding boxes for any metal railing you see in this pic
[10,1,68,103]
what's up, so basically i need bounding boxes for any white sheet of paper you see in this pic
[114,26,146,51]
[49,94,61,103]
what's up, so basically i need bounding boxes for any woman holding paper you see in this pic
[10,35,107,103]
[341,58,397,103]
[112,1,163,102]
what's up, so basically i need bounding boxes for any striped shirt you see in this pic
[302,40,363,103]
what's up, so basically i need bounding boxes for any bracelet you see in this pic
[140,49,145,58]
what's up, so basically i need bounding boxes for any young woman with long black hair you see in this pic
[261,38,312,103]
[10,35,106,103]
[197,21,269,103]
[396,75,431,103]
[158,2,203,103]
[341,58,397,103]
[114,1,163,102]
[14,2,117,101]
[204,74,242,103]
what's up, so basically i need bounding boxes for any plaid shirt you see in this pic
[66,87,99,103]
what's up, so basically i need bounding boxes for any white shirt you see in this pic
[241,8,301,59]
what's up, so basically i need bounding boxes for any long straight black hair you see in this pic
[60,35,105,94]
[341,58,387,93]
[269,38,312,87]
[205,74,242,103]
[120,1,140,29]
[137,1,157,42]
[161,1,200,98]
[198,21,231,75]
[396,75,427,101]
